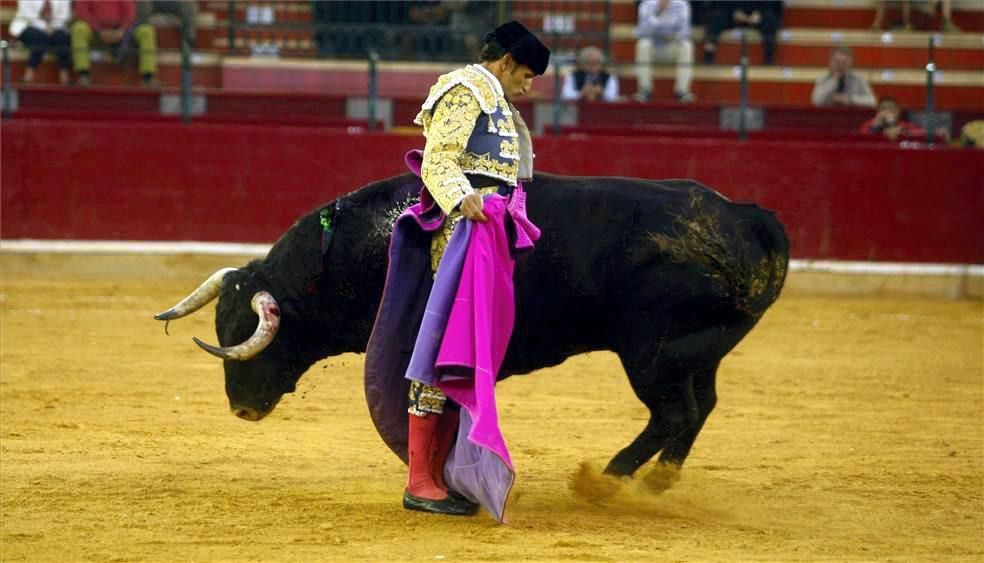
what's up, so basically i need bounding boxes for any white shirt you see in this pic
[635,0,691,43]
[9,0,71,37]
[560,71,620,102]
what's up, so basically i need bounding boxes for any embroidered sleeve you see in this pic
[421,85,482,215]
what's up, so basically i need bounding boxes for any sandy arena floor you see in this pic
[1,256,981,561]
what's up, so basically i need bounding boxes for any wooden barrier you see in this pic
[2,118,981,263]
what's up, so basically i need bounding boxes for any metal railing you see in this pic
[0,17,962,144]
[222,1,610,64]
[1,40,12,118]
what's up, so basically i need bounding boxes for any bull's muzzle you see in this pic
[232,406,267,422]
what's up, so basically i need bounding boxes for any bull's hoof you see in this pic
[571,462,621,503]
[640,463,681,494]
[403,491,478,516]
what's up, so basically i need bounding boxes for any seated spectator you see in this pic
[407,1,452,60]
[136,0,198,48]
[811,47,876,107]
[703,1,783,65]
[313,2,421,60]
[633,0,695,103]
[8,0,72,84]
[71,0,158,86]
[313,1,374,58]
[561,46,620,102]
[858,97,925,141]
[870,1,960,32]
[446,1,495,60]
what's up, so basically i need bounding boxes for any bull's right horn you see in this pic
[192,291,281,360]
[154,267,238,321]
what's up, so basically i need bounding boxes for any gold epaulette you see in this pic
[414,66,501,126]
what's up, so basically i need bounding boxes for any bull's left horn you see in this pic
[192,291,281,361]
[154,267,238,321]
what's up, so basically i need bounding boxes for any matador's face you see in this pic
[499,58,536,100]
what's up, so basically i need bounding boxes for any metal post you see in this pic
[602,1,611,58]
[738,30,749,141]
[552,33,561,135]
[227,0,237,53]
[1,40,11,119]
[181,40,192,124]
[368,49,379,131]
[497,1,509,26]
[925,36,936,145]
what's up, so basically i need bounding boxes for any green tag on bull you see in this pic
[319,208,332,232]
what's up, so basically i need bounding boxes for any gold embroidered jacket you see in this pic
[415,64,534,215]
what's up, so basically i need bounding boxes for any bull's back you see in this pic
[502,174,788,373]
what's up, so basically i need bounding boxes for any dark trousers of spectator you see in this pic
[703,10,780,65]
[17,27,71,70]
[137,0,197,47]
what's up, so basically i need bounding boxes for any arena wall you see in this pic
[2,118,981,266]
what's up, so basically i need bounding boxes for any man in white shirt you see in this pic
[560,46,620,102]
[8,0,72,84]
[633,0,695,103]
[811,46,877,107]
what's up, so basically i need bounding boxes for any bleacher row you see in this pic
[1,0,982,126]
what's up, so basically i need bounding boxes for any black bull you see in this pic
[157,172,789,478]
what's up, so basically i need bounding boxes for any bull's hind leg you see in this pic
[604,328,724,478]
[657,362,718,468]
[601,376,698,477]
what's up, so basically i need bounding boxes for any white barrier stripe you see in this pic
[1,239,981,277]
[0,239,270,256]
[789,260,984,277]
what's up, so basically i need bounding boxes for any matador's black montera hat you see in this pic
[485,21,551,75]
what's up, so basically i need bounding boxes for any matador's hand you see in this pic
[459,193,488,223]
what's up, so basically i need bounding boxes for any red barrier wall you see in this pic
[2,118,982,263]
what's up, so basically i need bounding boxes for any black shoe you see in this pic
[676,91,697,103]
[447,490,480,515]
[403,491,477,516]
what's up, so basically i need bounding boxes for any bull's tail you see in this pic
[735,204,789,317]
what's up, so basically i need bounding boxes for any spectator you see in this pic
[871,1,960,32]
[561,46,620,102]
[312,1,374,58]
[312,2,419,59]
[702,1,783,65]
[811,46,876,107]
[407,1,452,60]
[446,1,495,60]
[858,97,925,141]
[136,1,198,48]
[633,0,695,103]
[8,0,72,84]
[71,0,158,86]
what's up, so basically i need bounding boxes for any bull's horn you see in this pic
[192,291,281,361]
[154,267,238,321]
